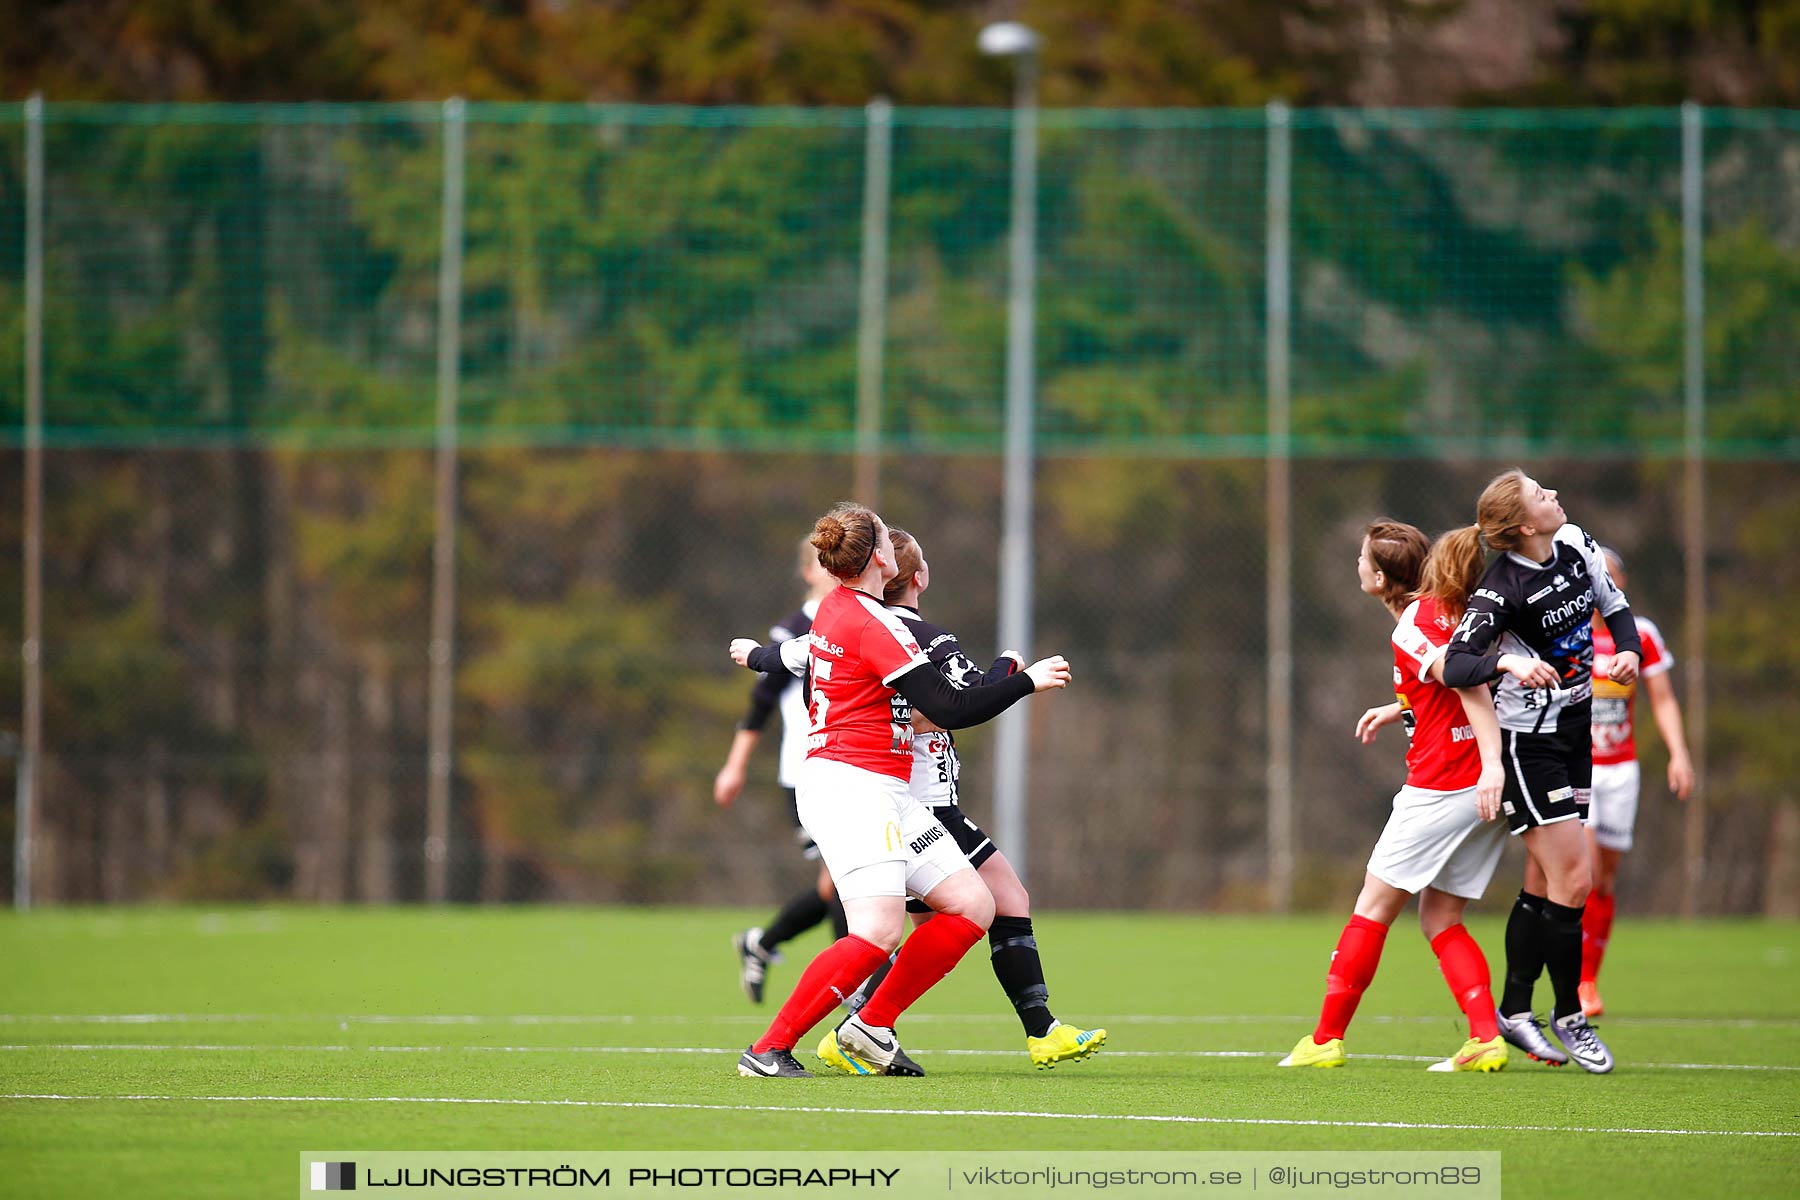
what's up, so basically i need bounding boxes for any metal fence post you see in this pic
[1264,100,1295,913]
[14,94,44,911]
[991,51,1040,882]
[1680,100,1708,918]
[426,97,466,904]
[854,98,892,507]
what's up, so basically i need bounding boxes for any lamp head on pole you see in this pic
[978,21,1040,57]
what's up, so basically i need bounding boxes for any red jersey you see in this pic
[803,585,930,780]
[1391,596,1481,791]
[1591,615,1672,766]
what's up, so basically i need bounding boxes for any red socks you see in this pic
[1430,923,1499,1041]
[856,913,986,1029]
[1582,891,1616,983]
[752,915,990,1051]
[1313,914,1388,1042]
[752,935,890,1053]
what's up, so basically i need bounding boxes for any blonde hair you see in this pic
[1419,469,1532,619]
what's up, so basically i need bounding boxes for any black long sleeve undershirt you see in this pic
[1442,647,1503,690]
[740,643,1033,729]
[1602,604,1644,661]
[743,643,789,675]
[1442,603,1646,690]
[890,660,1034,729]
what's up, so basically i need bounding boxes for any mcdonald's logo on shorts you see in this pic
[884,823,902,851]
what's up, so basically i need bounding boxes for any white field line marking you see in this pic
[5,1012,1799,1029]
[2,1043,1795,1073]
[2,1092,1793,1140]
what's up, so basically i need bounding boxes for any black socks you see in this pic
[989,916,1056,1038]
[1501,890,1547,1016]
[1500,889,1587,1022]
[1539,898,1587,1022]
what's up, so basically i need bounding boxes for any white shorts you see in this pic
[1589,761,1640,852]
[1366,783,1508,900]
[795,757,972,904]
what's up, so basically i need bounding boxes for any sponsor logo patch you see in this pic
[1540,592,1592,629]
[908,824,945,855]
[807,632,846,657]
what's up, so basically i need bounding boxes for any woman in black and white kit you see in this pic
[1435,469,1642,1074]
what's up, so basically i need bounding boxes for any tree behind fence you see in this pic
[0,105,1795,912]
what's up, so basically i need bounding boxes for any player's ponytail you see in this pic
[811,502,881,581]
[1419,524,1487,622]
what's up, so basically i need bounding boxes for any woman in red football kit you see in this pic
[1279,520,1517,1073]
[829,527,1106,1073]
[729,503,1071,1078]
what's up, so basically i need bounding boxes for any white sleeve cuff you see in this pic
[778,637,810,677]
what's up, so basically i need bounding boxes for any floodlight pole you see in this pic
[983,24,1041,881]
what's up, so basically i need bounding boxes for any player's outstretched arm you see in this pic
[731,637,808,676]
[893,654,1067,731]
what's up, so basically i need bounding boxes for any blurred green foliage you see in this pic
[0,94,1794,907]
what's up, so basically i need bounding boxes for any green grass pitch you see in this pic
[2,907,1797,1197]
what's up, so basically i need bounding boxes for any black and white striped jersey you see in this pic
[1442,523,1642,734]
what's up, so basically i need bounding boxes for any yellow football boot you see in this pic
[816,1027,883,1076]
[1447,1035,1508,1072]
[1027,1022,1107,1070]
[1278,1034,1346,1068]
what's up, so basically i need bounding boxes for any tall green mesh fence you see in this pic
[1,104,1796,911]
